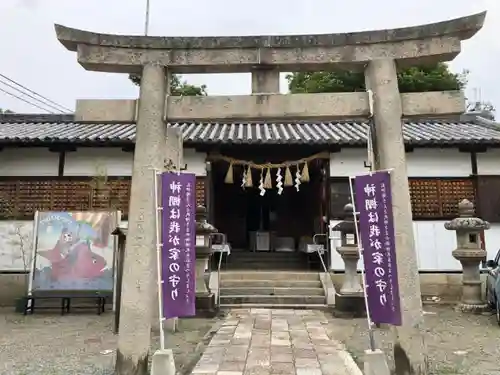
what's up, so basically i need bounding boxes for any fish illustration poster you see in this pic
[31,211,117,292]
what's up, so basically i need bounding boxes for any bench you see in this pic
[22,292,111,316]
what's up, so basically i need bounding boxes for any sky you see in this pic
[0,0,498,115]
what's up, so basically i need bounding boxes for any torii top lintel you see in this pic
[54,11,486,74]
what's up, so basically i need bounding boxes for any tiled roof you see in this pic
[0,119,500,146]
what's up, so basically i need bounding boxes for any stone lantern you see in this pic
[195,205,218,315]
[333,203,365,317]
[334,204,363,294]
[445,199,490,312]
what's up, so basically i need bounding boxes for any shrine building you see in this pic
[0,110,500,304]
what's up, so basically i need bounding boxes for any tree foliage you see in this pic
[287,63,468,94]
[130,74,207,96]
[0,108,14,114]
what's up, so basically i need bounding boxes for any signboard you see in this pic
[161,172,196,319]
[31,211,117,292]
[353,171,401,326]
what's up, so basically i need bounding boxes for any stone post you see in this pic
[251,66,280,94]
[116,62,167,375]
[335,204,363,294]
[445,199,490,312]
[364,59,428,374]
[195,205,217,315]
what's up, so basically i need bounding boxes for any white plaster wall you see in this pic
[329,148,472,178]
[329,149,368,177]
[64,148,134,176]
[0,147,207,177]
[477,149,500,175]
[64,147,206,176]
[329,220,500,271]
[183,148,208,176]
[405,149,471,177]
[0,148,59,176]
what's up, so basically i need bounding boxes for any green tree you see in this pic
[130,74,207,96]
[0,108,14,114]
[287,63,468,94]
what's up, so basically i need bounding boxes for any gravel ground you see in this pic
[0,308,220,375]
[325,305,500,375]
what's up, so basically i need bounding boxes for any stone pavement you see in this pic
[191,308,361,375]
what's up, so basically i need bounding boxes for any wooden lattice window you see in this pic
[0,177,132,220]
[408,179,441,218]
[330,177,476,220]
[90,178,131,214]
[0,176,207,219]
[409,178,475,219]
[438,179,475,217]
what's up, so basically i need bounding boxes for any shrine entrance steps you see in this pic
[219,270,327,309]
[222,250,307,271]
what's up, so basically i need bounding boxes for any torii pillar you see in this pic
[365,59,427,373]
[54,11,486,375]
[117,63,167,373]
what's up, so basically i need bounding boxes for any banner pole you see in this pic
[153,169,165,350]
[348,175,376,352]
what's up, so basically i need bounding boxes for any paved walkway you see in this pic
[191,309,361,375]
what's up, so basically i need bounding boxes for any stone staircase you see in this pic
[219,270,327,309]
[222,251,307,270]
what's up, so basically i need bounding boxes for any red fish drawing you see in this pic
[68,240,108,280]
[38,230,108,281]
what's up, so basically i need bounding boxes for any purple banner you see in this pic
[354,171,401,326]
[161,172,196,319]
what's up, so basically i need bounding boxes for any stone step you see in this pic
[231,251,303,257]
[225,253,303,260]
[227,262,304,266]
[220,287,325,296]
[220,279,323,288]
[226,257,303,263]
[223,264,306,271]
[220,303,329,310]
[220,271,320,281]
[220,295,326,305]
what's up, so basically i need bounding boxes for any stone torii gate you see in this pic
[55,11,486,375]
